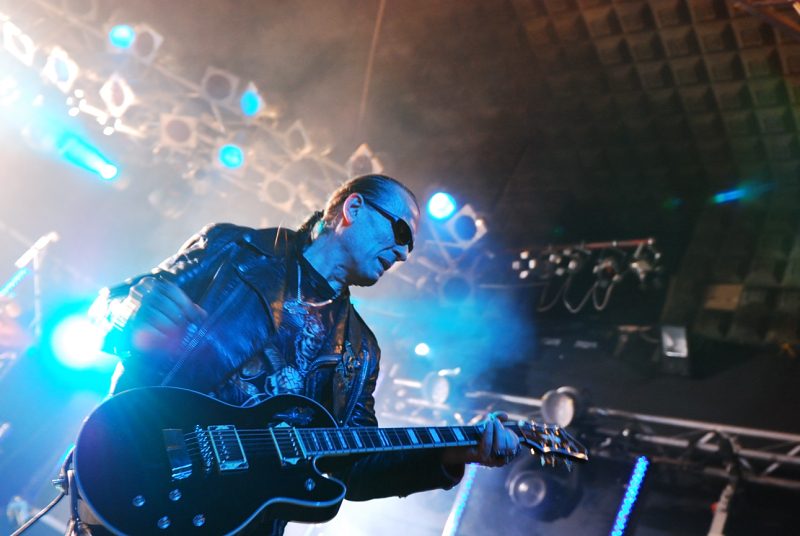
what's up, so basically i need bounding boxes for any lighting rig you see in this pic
[0,0,362,222]
[380,378,800,534]
[511,238,665,313]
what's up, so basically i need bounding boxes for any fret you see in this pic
[378,428,392,447]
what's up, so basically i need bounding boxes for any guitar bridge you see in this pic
[208,425,249,472]
[162,429,192,480]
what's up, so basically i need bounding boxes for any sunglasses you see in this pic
[364,200,414,252]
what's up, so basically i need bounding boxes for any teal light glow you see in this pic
[610,456,649,536]
[428,192,456,220]
[109,25,135,49]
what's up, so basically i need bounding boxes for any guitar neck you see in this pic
[289,423,510,458]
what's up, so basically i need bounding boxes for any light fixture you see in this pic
[610,456,649,536]
[564,247,590,275]
[130,24,163,64]
[160,114,198,149]
[428,192,456,220]
[540,386,584,428]
[259,172,297,213]
[421,371,451,405]
[218,144,245,169]
[3,22,36,66]
[99,73,135,117]
[200,66,239,106]
[438,272,474,304]
[593,249,627,288]
[284,120,314,160]
[108,25,135,49]
[505,455,583,522]
[443,204,487,250]
[414,343,430,356]
[43,47,79,94]
[346,143,384,177]
[239,81,263,117]
[630,242,664,289]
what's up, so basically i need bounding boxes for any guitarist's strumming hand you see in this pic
[440,411,521,470]
[123,277,207,354]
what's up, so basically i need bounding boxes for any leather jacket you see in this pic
[98,223,459,502]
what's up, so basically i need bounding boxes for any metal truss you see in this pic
[0,0,347,215]
[380,383,800,491]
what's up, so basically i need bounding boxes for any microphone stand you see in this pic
[13,232,59,340]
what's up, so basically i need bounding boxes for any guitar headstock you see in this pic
[515,420,589,466]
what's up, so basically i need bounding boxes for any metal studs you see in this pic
[132,495,145,507]
[169,489,181,501]
[193,515,206,527]
[157,516,170,529]
[305,478,315,491]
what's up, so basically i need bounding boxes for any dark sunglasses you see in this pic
[364,200,414,252]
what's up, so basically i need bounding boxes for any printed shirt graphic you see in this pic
[219,257,347,407]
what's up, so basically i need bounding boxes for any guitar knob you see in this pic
[157,516,170,529]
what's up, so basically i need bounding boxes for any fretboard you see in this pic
[273,424,514,459]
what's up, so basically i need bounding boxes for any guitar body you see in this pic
[73,388,346,536]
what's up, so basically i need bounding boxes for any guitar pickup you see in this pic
[208,425,249,472]
[162,429,192,480]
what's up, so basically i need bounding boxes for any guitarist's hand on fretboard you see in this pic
[439,411,521,470]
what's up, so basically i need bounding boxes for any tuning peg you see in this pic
[564,459,573,472]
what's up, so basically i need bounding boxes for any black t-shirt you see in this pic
[213,255,348,407]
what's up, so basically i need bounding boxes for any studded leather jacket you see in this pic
[98,223,459,504]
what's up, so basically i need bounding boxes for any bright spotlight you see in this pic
[414,343,430,356]
[219,144,244,169]
[428,192,456,220]
[100,164,118,179]
[240,82,263,117]
[58,134,119,180]
[50,315,112,370]
[109,25,135,49]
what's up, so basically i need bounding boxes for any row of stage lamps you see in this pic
[511,240,664,313]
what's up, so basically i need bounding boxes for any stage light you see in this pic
[131,24,163,64]
[0,268,29,297]
[444,204,487,250]
[541,386,584,428]
[3,22,36,66]
[610,456,649,536]
[346,143,384,177]
[43,47,79,93]
[49,314,113,371]
[507,471,548,509]
[99,73,135,117]
[201,66,239,105]
[108,25,135,49]
[593,249,626,288]
[428,192,456,220]
[218,144,244,169]
[259,172,297,213]
[57,134,119,180]
[414,343,430,356]
[160,114,197,148]
[422,371,450,404]
[240,81,263,117]
[630,242,663,289]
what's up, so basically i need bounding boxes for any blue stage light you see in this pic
[0,268,29,297]
[219,144,244,168]
[240,90,262,117]
[610,456,649,536]
[415,343,430,356]
[109,25,135,49]
[428,192,456,220]
[57,135,119,180]
[49,313,114,371]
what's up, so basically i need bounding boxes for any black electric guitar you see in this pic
[73,387,588,535]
